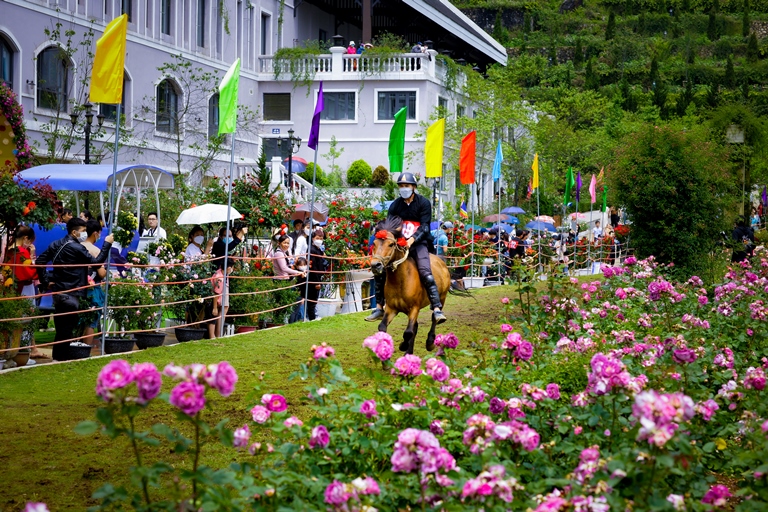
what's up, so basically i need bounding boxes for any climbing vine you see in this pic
[0,83,33,171]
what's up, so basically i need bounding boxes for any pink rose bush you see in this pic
[79,255,768,510]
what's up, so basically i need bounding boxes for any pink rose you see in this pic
[132,362,162,404]
[262,393,288,412]
[169,381,206,416]
[250,405,271,423]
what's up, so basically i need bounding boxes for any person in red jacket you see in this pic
[4,226,43,358]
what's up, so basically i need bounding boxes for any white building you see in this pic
[1,0,506,205]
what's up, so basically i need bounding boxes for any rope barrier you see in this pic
[1,238,634,358]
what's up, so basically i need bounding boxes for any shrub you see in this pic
[370,165,390,187]
[346,159,372,187]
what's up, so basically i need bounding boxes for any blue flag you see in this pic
[492,140,503,182]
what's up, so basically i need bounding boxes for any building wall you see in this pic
[1,0,498,210]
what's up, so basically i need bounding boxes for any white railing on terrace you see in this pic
[257,48,442,83]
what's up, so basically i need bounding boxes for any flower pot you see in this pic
[235,326,258,334]
[175,327,207,342]
[63,343,92,361]
[134,331,166,349]
[104,337,135,354]
[463,277,485,289]
[13,351,30,367]
[316,298,340,318]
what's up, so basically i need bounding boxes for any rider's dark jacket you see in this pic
[387,194,435,250]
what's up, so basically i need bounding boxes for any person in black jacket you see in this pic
[365,172,447,324]
[36,217,114,360]
[211,225,246,269]
[732,217,755,263]
[306,228,329,320]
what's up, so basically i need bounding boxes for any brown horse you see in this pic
[370,217,455,355]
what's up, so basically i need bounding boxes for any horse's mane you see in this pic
[375,216,403,237]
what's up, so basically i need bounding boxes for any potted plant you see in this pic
[164,259,213,342]
[113,211,138,252]
[229,265,268,333]
[106,277,162,353]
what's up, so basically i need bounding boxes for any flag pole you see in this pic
[470,182,475,280]
[219,134,236,338]
[589,204,594,273]
[537,180,541,275]
[303,148,319,322]
[497,167,502,282]
[100,102,121,356]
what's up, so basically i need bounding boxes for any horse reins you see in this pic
[372,235,410,271]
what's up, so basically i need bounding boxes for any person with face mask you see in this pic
[365,172,447,324]
[185,225,214,261]
[4,226,43,360]
[35,217,114,361]
[80,220,109,347]
[212,225,246,269]
[306,229,329,321]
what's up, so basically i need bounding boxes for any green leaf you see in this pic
[74,421,99,435]
[703,441,716,453]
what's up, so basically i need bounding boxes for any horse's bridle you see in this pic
[372,233,410,271]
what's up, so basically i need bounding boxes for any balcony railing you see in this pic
[257,49,444,83]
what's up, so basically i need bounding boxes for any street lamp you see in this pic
[69,102,105,165]
[70,102,105,211]
[277,128,302,195]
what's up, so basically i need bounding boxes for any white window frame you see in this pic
[373,88,418,124]
[259,9,272,56]
[34,43,74,116]
[316,88,357,124]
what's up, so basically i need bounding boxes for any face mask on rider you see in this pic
[399,186,414,199]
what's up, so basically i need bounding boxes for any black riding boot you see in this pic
[365,273,387,322]
[422,275,447,324]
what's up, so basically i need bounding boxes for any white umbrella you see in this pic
[176,203,243,225]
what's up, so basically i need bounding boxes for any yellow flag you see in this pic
[532,153,539,190]
[90,14,128,104]
[425,118,445,178]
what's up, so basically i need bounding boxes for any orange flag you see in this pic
[459,131,476,185]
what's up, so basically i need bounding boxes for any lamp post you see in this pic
[278,128,302,197]
[70,102,105,210]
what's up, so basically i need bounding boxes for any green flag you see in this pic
[601,185,608,212]
[564,167,576,206]
[218,58,240,135]
[388,106,408,174]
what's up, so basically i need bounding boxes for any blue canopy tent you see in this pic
[16,164,175,254]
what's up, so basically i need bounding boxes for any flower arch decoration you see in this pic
[0,82,33,172]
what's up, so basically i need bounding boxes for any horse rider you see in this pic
[365,172,447,324]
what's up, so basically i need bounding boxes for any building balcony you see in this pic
[256,47,462,87]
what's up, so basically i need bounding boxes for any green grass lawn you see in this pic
[0,285,509,511]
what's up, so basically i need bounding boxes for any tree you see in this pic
[606,12,616,41]
[573,38,584,69]
[322,135,345,185]
[724,56,735,88]
[746,32,759,63]
[492,10,507,46]
[707,9,719,41]
[676,80,694,116]
[585,59,599,90]
[298,163,328,187]
[133,54,258,185]
[612,124,735,277]
[743,0,750,38]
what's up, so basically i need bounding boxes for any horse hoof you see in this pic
[433,310,447,325]
[399,340,410,352]
[426,337,435,352]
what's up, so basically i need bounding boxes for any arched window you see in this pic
[37,46,70,111]
[101,74,129,122]
[0,36,14,89]
[156,79,179,133]
[208,93,219,138]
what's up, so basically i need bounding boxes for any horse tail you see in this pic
[448,280,476,300]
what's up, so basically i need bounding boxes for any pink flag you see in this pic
[589,174,597,204]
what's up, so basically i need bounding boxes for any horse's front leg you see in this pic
[378,305,397,333]
[399,310,419,354]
